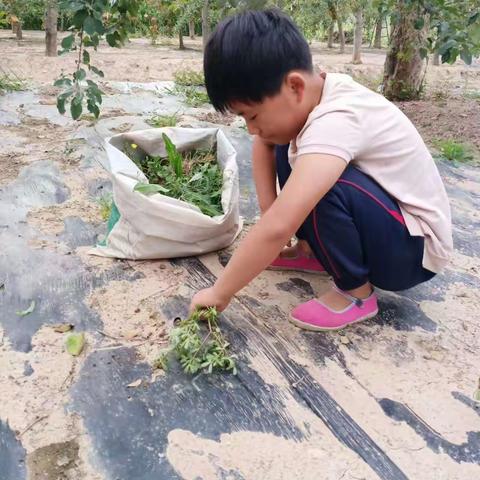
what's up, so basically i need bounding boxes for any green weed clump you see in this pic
[154,307,237,375]
[164,68,209,107]
[166,84,210,107]
[147,112,179,128]
[435,139,473,163]
[125,133,223,217]
[173,69,204,87]
[0,71,25,94]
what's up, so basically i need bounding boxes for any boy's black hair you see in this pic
[204,9,313,113]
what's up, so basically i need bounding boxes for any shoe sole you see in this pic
[267,265,327,274]
[289,309,379,332]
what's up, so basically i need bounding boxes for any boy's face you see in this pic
[229,73,310,145]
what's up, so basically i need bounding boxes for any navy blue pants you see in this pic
[275,144,435,291]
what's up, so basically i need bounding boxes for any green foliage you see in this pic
[0,9,9,28]
[0,0,51,29]
[154,307,237,375]
[54,0,141,120]
[181,86,210,107]
[405,0,480,65]
[127,134,224,217]
[434,139,474,163]
[173,68,205,87]
[166,84,210,107]
[162,132,183,177]
[147,112,179,128]
[0,70,25,93]
[429,4,480,65]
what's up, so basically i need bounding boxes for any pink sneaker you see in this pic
[268,250,325,273]
[290,287,378,331]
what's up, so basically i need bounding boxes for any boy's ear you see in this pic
[285,72,306,102]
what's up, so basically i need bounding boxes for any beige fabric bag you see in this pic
[90,127,242,259]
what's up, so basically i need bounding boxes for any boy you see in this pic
[190,9,453,331]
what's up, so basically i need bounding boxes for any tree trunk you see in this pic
[337,19,345,53]
[45,1,58,57]
[202,0,211,50]
[374,15,383,49]
[13,19,23,40]
[179,28,185,50]
[433,51,440,66]
[327,22,334,48]
[383,2,427,100]
[352,9,363,64]
[189,20,195,39]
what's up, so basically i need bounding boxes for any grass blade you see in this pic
[162,133,183,178]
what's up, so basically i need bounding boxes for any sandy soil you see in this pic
[1,28,479,480]
[1,29,479,154]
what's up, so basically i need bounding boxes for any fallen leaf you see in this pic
[124,329,139,340]
[16,300,36,317]
[474,388,480,403]
[52,323,74,333]
[339,335,350,345]
[65,333,85,356]
[127,379,142,388]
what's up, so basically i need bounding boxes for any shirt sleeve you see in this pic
[295,109,364,163]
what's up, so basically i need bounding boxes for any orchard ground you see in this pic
[1,30,480,480]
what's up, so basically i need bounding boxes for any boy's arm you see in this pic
[252,136,277,214]
[190,153,347,312]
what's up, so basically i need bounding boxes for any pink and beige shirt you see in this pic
[289,73,453,273]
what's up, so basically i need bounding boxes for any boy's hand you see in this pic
[190,287,231,314]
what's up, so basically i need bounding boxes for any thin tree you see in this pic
[327,21,334,48]
[45,0,58,57]
[202,0,211,49]
[352,7,363,63]
[373,14,383,48]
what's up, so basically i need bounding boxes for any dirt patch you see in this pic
[195,110,238,126]
[84,260,187,365]
[396,97,480,152]
[27,201,102,236]
[26,169,106,236]
[0,153,28,185]
[166,429,376,480]
[27,439,79,480]
[0,324,82,453]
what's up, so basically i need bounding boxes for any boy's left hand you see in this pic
[189,287,231,314]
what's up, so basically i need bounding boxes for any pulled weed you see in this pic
[153,307,236,375]
[126,134,223,217]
